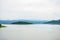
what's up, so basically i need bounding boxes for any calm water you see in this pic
[0,24,60,40]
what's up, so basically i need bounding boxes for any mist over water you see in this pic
[0,24,60,40]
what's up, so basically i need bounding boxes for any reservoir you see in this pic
[0,24,60,40]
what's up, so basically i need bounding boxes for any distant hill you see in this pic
[11,20,48,24]
[12,21,33,24]
[0,20,17,24]
[44,20,60,24]
[0,20,47,24]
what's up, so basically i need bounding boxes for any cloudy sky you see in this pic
[0,0,60,20]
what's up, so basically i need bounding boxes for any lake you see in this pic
[0,24,60,40]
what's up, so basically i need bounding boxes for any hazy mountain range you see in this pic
[0,20,48,24]
[0,19,60,24]
[43,20,60,24]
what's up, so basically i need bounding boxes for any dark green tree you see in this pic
[0,24,6,28]
[0,24,2,27]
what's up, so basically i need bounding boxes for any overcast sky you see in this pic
[0,0,60,20]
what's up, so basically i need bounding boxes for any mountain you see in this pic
[0,20,47,24]
[44,20,60,24]
[0,20,60,24]
[11,20,48,24]
[12,21,33,24]
[0,20,17,24]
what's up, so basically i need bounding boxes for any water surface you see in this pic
[0,24,60,40]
